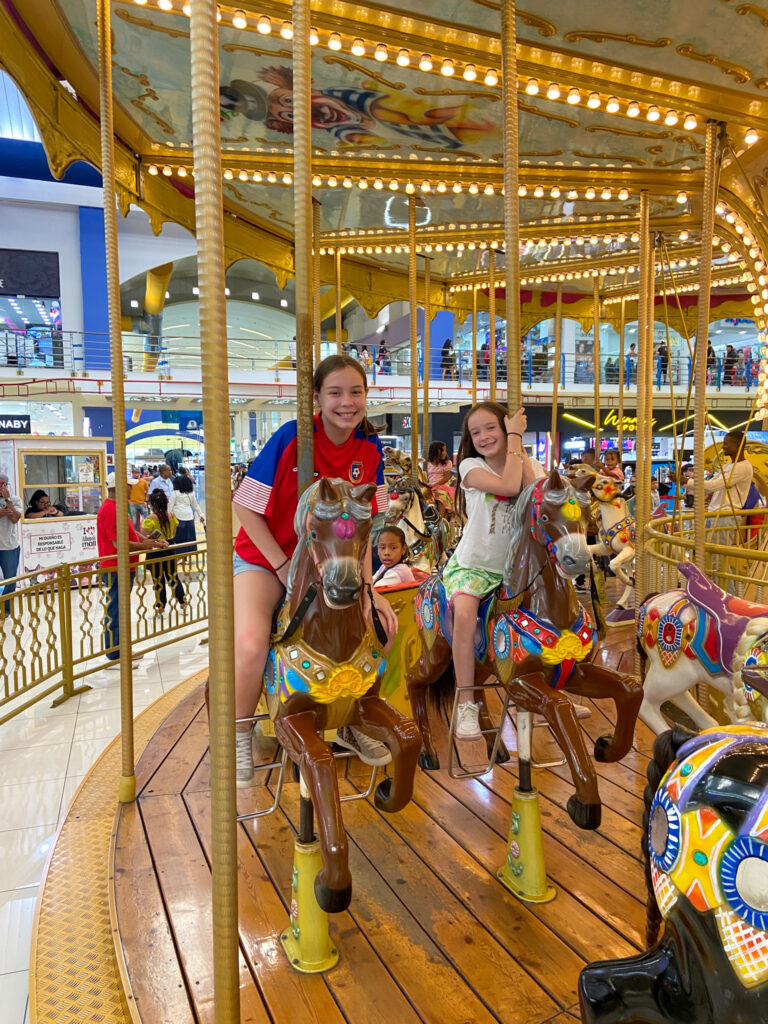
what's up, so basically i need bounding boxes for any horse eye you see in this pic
[310,529,318,540]
[540,513,549,523]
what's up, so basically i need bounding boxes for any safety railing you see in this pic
[0,541,208,726]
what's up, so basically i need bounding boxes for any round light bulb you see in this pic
[468,182,479,194]
[351,38,365,56]
[436,180,447,193]
[396,48,410,67]
[419,54,433,72]
[525,78,539,96]
[646,105,660,122]
[327,175,337,187]
[484,183,495,195]
[342,176,352,188]
[147,164,158,175]
[567,87,580,105]
[550,186,561,198]
[676,190,688,204]
[618,187,629,201]
[358,177,368,189]
[309,27,319,45]
[463,64,477,81]
[374,43,388,62]
[441,58,455,76]
[280,21,293,39]
[585,186,596,199]
[256,14,271,34]
[533,185,544,198]
[405,181,415,194]
[606,96,620,113]
[746,128,759,145]
[586,92,601,109]
[601,187,612,200]
[567,189,578,200]
[484,69,499,86]
[683,113,697,130]
[664,109,679,126]
[546,82,560,100]
[518,185,528,197]
[627,101,640,117]
[452,182,462,193]
[389,179,399,190]
[420,180,431,192]
[328,32,342,51]
[232,9,247,29]
[373,178,384,190]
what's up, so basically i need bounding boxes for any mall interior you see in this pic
[1,2,768,1023]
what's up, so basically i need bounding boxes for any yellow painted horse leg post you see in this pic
[496,711,556,903]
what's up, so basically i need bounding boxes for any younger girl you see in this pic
[142,490,185,611]
[599,448,625,484]
[373,526,415,589]
[444,401,535,738]
[231,355,398,784]
[426,441,455,513]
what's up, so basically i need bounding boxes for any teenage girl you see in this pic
[373,526,415,589]
[443,401,536,738]
[231,355,398,785]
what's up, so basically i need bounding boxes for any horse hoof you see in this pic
[494,742,511,764]
[419,751,440,771]
[594,735,616,763]
[314,877,352,914]
[567,794,602,830]
[374,777,392,810]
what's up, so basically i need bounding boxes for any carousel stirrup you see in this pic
[280,836,340,974]
[235,711,289,823]
[447,682,512,780]
[496,786,556,904]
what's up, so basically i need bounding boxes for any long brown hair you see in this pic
[313,354,380,437]
[148,489,171,536]
[455,401,508,520]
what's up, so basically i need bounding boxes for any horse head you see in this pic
[301,477,375,609]
[385,474,414,523]
[591,473,625,505]
[519,468,595,580]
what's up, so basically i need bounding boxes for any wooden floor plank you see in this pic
[134,686,207,794]
[140,709,209,796]
[140,793,271,1024]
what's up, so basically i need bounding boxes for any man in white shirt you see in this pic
[687,430,753,515]
[148,463,174,501]
[0,473,23,612]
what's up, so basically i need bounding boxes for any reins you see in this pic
[276,579,388,647]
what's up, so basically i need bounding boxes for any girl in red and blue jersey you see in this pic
[231,355,396,784]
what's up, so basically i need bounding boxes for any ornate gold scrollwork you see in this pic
[469,2,557,37]
[119,68,152,88]
[222,43,292,59]
[563,30,670,47]
[114,7,189,39]
[573,150,647,164]
[414,87,500,101]
[321,56,406,91]
[131,92,174,136]
[586,125,674,140]
[730,4,768,28]
[654,156,698,166]
[755,78,768,89]
[674,134,705,153]
[519,100,579,128]
[520,149,565,157]
[676,43,752,84]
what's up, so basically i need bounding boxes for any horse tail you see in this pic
[428,661,457,724]
[642,725,696,948]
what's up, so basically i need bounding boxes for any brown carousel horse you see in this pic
[409,469,644,829]
[265,477,421,912]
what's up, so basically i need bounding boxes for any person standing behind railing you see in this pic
[148,463,174,501]
[168,472,205,554]
[97,473,168,668]
[142,490,185,613]
[0,474,22,614]
[128,468,149,530]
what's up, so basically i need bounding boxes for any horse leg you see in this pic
[509,673,602,830]
[570,663,643,762]
[670,687,719,730]
[273,711,352,913]
[407,642,451,771]
[609,546,635,600]
[352,695,421,812]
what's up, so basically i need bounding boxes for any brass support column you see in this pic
[618,288,626,457]
[188,0,239,1020]
[635,192,652,612]
[408,196,419,479]
[488,249,496,401]
[593,279,601,456]
[335,250,342,355]
[550,284,562,468]
[423,257,431,460]
[97,0,135,804]
[471,284,478,405]
[312,198,321,366]
[293,0,315,488]
[501,0,521,412]
[694,122,721,572]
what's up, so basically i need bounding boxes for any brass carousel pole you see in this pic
[96,0,135,805]
[471,284,478,405]
[495,0,554,907]
[312,198,321,365]
[635,191,652,613]
[550,284,562,468]
[409,196,419,479]
[422,257,431,460]
[335,250,342,355]
[188,0,239,1018]
[593,279,601,456]
[618,286,627,460]
[488,248,496,401]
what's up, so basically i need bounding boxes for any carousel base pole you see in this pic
[496,711,556,904]
[281,771,339,973]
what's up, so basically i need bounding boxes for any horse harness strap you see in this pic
[401,514,431,539]
[276,582,319,644]
[366,583,389,647]
[599,515,635,548]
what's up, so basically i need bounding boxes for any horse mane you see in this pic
[287,478,373,596]
[502,476,576,581]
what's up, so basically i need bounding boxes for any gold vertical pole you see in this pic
[423,257,431,460]
[644,237,655,521]
[593,279,601,456]
[501,0,521,414]
[312,198,321,366]
[335,249,342,355]
[635,192,652,614]
[188,0,239,1020]
[550,284,562,468]
[408,196,419,479]
[694,121,721,572]
[471,284,478,405]
[97,0,135,804]
[293,0,315,488]
[489,248,496,401]
[618,286,627,459]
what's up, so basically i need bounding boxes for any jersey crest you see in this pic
[349,461,363,482]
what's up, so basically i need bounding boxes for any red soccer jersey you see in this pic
[233,414,386,571]
[97,499,141,570]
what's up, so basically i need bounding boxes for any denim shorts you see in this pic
[233,551,276,578]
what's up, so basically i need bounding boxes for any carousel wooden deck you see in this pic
[112,636,653,1024]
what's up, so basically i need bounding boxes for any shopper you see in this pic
[168,472,205,554]
[142,490,185,612]
[148,463,174,501]
[0,473,22,614]
[686,430,754,523]
[129,468,149,530]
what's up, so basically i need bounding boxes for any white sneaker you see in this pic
[335,725,392,767]
[235,728,254,788]
[455,701,482,739]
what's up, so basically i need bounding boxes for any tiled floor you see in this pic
[0,635,208,1024]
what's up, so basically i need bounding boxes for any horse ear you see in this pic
[351,482,376,505]
[547,467,565,490]
[318,477,338,503]
[572,472,596,492]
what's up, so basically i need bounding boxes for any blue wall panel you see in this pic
[78,207,110,371]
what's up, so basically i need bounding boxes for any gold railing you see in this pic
[643,508,768,601]
[0,542,209,725]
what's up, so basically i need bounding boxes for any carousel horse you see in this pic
[637,561,768,734]
[409,469,644,830]
[588,474,635,610]
[386,473,450,569]
[580,723,768,1023]
[266,477,421,913]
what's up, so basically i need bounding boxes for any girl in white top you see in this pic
[442,401,538,738]
[168,473,205,552]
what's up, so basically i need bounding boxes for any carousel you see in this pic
[5,1,768,1021]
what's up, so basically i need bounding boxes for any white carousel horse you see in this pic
[385,474,448,570]
[588,475,635,610]
[637,561,768,734]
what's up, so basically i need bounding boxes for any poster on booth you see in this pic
[21,520,99,577]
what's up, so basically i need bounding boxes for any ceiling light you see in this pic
[358,177,369,189]
[157,0,172,9]
[351,38,365,56]
[567,87,580,105]
[182,2,190,12]
[550,186,561,198]
[162,165,172,176]
[405,181,415,193]
[309,27,319,45]
[373,178,384,189]
[646,105,660,122]
[327,175,338,187]
[546,82,560,100]
[585,186,596,199]
[746,128,759,145]
[664,109,679,126]
[463,64,477,81]
[436,180,447,193]
[232,9,247,29]
[601,187,612,200]
[484,68,498,86]
[676,190,688,204]
[374,43,388,61]
[396,48,410,67]
[419,53,433,71]
[256,14,271,33]
[605,96,620,113]
[525,78,539,96]
[389,179,399,190]
[441,58,455,76]
[420,180,431,192]
[617,187,629,200]
[342,176,352,188]
[192,287,199,295]
[328,32,342,50]
[224,287,231,296]
[280,21,293,39]
[484,183,495,195]
[587,92,601,109]
[147,164,158,175]
[627,101,640,117]
[679,230,689,241]
[468,182,479,194]
[176,166,187,177]
[683,113,697,130]
[452,181,462,193]
[567,189,578,200]
[518,184,528,197]
[251,292,260,301]
[130,299,139,308]
[533,185,544,198]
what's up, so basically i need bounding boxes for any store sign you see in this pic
[0,415,31,434]
[603,410,657,432]
[0,250,60,297]
[22,520,98,573]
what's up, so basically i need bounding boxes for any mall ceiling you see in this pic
[2,1,768,319]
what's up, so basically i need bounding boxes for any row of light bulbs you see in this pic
[449,259,707,292]
[602,272,752,305]
[129,0,761,143]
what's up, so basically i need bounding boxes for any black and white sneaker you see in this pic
[335,725,392,767]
